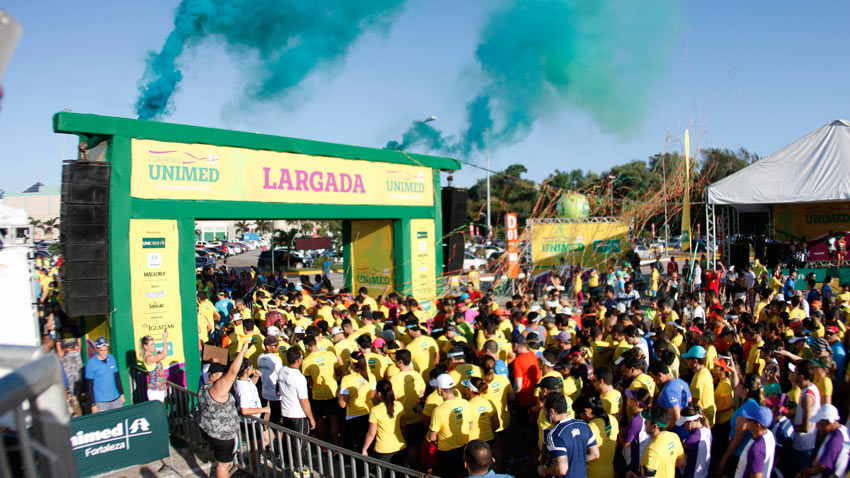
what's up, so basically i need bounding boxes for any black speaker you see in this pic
[441,187,468,234]
[730,243,750,272]
[61,161,111,316]
[765,243,783,269]
[441,187,469,273]
[754,236,765,263]
[443,234,464,274]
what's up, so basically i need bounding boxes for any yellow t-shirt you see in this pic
[600,389,622,417]
[468,396,498,442]
[368,401,406,454]
[198,300,217,339]
[690,367,716,427]
[650,269,660,292]
[563,375,582,402]
[482,374,513,432]
[339,372,376,417]
[423,389,443,419]
[816,376,833,400]
[408,335,439,379]
[746,340,766,375]
[449,364,482,395]
[316,337,336,355]
[429,397,473,451]
[361,296,378,312]
[589,271,600,288]
[614,339,633,362]
[629,373,657,399]
[714,378,735,424]
[364,352,389,380]
[642,431,684,478]
[535,371,564,398]
[334,338,358,368]
[588,416,619,478]
[704,345,717,371]
[301,350,339,400]
[390,370,426,425]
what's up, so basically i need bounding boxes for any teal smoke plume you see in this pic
[390,0,676,154]
[136,0,407,120]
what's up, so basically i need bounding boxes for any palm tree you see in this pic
[234,220,251,237]
[41,217,59,239]
[272,228,298,270]
[28,217,43,239]
[255,220,272,234]
[195,228,202,240]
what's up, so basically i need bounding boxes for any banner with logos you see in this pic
[129,219,185,382]
[350,220,395,299]
[130,139,434,207]
[409,219,436,311]
[71,401,169,477]
[530,221,629,272]
[505,213,520,279]
[774,201,850,241]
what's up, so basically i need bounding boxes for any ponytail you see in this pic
[573,395,611,434]
[481,356,496,382]
[743,373,764,405]
[469,376,489,396]
[376,380,396,418]
[352,352,370,381]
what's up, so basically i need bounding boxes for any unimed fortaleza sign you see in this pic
[70,401,169,477]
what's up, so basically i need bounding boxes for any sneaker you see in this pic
[300,467,311,478]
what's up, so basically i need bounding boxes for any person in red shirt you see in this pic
[705,264,723,297]
[510,333,539,465]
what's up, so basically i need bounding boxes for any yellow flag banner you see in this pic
[350,220,395,298]
[681,129,692,252]
[409,218,437,311]
[129,219,186,382]
[530,221,629,272]
[130,139,433,207]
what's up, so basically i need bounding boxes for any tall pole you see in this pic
[486,129,491,240]
[662,156,669,248]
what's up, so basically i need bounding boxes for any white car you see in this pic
[463,253,488,271]
[195,240,208,247]
[635,245,656,260]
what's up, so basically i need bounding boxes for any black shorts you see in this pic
[311,398,339,418]
[201,429,238,463]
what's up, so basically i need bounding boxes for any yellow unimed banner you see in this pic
[409,219,436,311]
[129,219,185,375]
[774,202,850,241]
[130,139,434,207]
[531,221,629,272]
[350,220,395,299]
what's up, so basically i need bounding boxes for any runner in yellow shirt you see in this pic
[338,352,377,451]
[574,395,618,478]
[682,345,716,426]
[361,380,406,461]
[639,407,685,478]
[464,377,499,442]
[427,374,473,477]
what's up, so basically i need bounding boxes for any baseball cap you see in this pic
[263,335,279,346]
[459,293,470,301]
[681,345,706,359]
[788,335,807,344]
[765,393,789,413]
[512,334,527,344]
[535,351,555,367]
[741,406,773,428]
[625,388,647,408]
[372,337,387,349]
[688,325,703,334]
[94,337,109,348]
[430,374,455,389]
[669,322,686,331]
[293,326,305,335]
[555,331,572,342]
[714,357,732,372]
[266,326,281,337]
[810,404,840,423]
[494,308,507,316]
[812,358,831,369]
[826,325,840,335]
[331,326,343,335]
[536,376,562,391]
[640,409,668,428]
[382,329,396,342]
[231,312,243,321]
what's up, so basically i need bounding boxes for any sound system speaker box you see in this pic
[730,243,750,271]
[61,160,111,316]
[441,188,469,273]
[765,243,783,269]
[754,236,765,263]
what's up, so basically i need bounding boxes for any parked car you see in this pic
[195,249,217,264]
[289,250,314,267]
[195,252,213,269]
[195,240,209,248]
[212,245,235,256]
[668,236,682,249]
[258,250,306,271]
[635,245,656,260]
[463,252,488,271]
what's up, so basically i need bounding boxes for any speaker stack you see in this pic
[60,161,111,316]
[729,243,750,272]
[441,187,468,274]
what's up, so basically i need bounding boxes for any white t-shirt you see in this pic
[278,366,309,419]
[233,379,262,416]
[794,384,822,451]
[691,305,706,322]
[257,353,284,401]
[746,271,757,289]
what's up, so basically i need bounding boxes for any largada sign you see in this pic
[70,401,169,477]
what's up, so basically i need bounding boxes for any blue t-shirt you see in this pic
[832,341,847,377]
[545,418,597,478]
[215,298,235,323]
[784,277,795,299]
[494,360,509,378]
[657,378,691,410]
[729,398,760,456]
[84,354,120,402]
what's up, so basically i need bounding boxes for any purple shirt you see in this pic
[623,413,644,472]
[736,432,775,478]
[815,426,850,476]
[683,427,712,478]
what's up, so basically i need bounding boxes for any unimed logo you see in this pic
[71,418,152,457]
[142,237,165,248]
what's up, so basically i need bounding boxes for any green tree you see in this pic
[41,217,59,239]
[467,163,540,231]
[545,168,600,191]
[254,220,272,234]
[234,220,251,236]
[698,148,758,185]
[28,217,43,238]
[272,228,299,270]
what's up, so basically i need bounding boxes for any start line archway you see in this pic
[54,112,461,393]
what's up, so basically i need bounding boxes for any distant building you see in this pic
[2,183,60,240]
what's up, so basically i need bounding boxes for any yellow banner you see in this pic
[350,220,395,299]
[531,222,629,272]
[129,219,185,374]
[775,202,850,241]
[131,139,434,207]
[409,219,437,311]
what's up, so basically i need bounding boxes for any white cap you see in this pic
[266,326,281,337]
[331,326,343,335]
[461,379,478,393]
[294,326,305,334]
[535,351,555,368]
[231,312,242,321]
[810,404,840,423]
[529,303,542,312]
[429,373,455,389]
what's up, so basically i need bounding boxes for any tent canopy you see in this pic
[707,119,850,206]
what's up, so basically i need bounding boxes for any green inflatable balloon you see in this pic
[556,193,590,218]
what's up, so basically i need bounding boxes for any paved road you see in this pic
[218,248,345,287]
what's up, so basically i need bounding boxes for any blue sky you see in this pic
[1,1,849,194]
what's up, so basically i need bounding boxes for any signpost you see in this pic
[70,401,169,477]
[505,213,520,279]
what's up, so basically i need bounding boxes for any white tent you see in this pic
[707,119,850,206]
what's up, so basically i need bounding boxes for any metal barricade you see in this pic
[165,381,435,478]
[0,346,77,478]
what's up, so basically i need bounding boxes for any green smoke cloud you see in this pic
[136,0,407,120]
